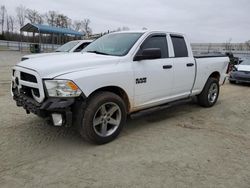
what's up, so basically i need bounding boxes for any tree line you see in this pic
[0,4,92,42]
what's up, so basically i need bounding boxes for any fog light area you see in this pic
[51,113,63,126]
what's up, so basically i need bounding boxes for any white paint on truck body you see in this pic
[13,30,229,113]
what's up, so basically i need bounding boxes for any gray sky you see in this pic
[2,0,250,42]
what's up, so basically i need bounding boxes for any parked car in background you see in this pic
[21,40,93,61]
[229,57,250,84]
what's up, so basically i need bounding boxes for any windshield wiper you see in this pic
[86,50,110,55]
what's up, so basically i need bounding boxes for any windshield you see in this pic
[55,41,80,52]
[82,33,143,56]
[240,58,250,65]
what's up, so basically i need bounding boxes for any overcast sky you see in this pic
[1,0,250,43]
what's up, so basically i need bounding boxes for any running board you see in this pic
[130,98,192,119]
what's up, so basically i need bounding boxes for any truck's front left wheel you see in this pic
[77,92,127,144]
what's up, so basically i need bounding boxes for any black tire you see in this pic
[197,78,220,108]
[229,80,236,84]
[75,92,127,144]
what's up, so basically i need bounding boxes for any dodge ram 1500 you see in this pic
[11,30,229,144]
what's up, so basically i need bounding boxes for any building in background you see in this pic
[191,43,250,55]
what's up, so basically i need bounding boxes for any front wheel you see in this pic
[77,92,127,144]
[197,78,220,107]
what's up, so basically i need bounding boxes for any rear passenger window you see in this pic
[171,35,188,57]
[139,35,169,58]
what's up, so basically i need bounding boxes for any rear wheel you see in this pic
[229,80,236,84]
[197,78,220,107]
[77,92,127,144]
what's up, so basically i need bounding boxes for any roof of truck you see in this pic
[113,30,185,36]
[74,39,93,43]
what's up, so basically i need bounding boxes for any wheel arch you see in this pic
[87,86,131,113]
[209,71,220,82]
[195,71,221,96]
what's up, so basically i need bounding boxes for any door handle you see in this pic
[163,65,172,69]
[186,63,194,67]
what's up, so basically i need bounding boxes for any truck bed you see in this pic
[191,56,229,95]
[194,54,227,58]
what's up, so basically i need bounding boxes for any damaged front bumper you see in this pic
[13,88,75,127]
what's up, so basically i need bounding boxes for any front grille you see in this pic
[20,72,37,83]
[12,67,45,103]
[21,86,40,98]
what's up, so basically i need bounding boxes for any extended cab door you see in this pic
[170,35,196,98]
[132,34,174,109]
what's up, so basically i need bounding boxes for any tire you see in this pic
[197,78,220,108]
[76,92,127,144]
[229,80,236,84]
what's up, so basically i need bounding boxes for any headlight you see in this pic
[44,80,82,97]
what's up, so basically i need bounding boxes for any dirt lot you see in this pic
[0,51,250,188]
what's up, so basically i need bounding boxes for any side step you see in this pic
[130,98,192,119]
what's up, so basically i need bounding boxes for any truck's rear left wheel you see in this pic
[78,92,127,144]
[197,77,220,107]
[229,80,236,84]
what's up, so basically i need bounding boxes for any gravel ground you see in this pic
[0,51,250,188]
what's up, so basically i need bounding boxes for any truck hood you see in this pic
[22,52,66,59]
[237,65,250,72]
[17,52,121,78]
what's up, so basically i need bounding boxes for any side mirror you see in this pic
[134,48,161,61]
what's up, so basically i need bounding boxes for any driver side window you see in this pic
[138,35,169,58]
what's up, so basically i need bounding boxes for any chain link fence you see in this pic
[0,40,60,52]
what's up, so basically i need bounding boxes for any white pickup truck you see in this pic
[21,40,93,61]
[11,30,229,144]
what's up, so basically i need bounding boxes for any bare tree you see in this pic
[72,20,82,31]
[81,18,92,36]
[224,38,232,52]
[55,14,71,28]
[0,5,7,34]
[246,40,250,50]
[121,26,130,31]
[207,43,212,53]
[26,9,36,23]
[66,17,72,28]
[16,5,26,29]
[6,15,14,33]
[36,14,44,24]
[26,9,43,24]
[238,43,244,51]
[45,11,57,26]
[6,15,10,33]
[10,16,14,32]
[115,26,130,32]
